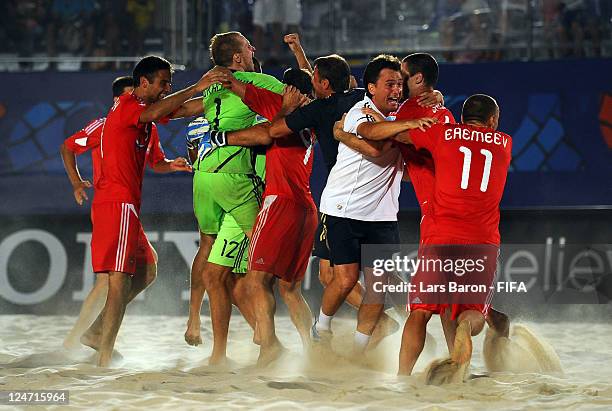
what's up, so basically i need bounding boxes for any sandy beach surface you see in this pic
[1,314,611,410]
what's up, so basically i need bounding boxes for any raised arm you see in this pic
[140,68,230,123]
[284,33,313,74]
[171,97,205,119]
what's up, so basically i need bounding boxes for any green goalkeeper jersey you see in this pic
[195,71,283,174]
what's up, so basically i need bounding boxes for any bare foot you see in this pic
[486,309,510,338]
[80,330,100,351]
[95,349,123,367]
[185,317,203,346]
[62,338,81,351]
[209,353,228,366]
[257,341,286,368]
[451,320,473,365]
[369,314,400,349]
[424,321,473,385]
[424,357,470,385]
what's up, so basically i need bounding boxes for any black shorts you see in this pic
[312,213,330,260]
[324,215,400,267]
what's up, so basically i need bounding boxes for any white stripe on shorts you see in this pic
[115,203,130,272]
[248,195,277,263]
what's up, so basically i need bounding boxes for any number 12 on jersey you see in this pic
[459,146,493,192]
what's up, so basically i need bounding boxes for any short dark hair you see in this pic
[402,53,439,87]
[462,94,499,123]
[362,54,401,97]
[283,68,313,95]
[132,56,172,87]
[112,76,133,97]
[313,54,350,93]
[209,31,243,67]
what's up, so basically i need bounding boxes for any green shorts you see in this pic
[193,171,264,235]
[208,214,249,274]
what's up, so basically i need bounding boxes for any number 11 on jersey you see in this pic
[459,146,493,192]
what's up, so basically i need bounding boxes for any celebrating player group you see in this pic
[60,31,515,383]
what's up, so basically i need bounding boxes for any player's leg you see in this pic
[189,171,226,346]
[195,171,235,364]
[354,266,385,352]
[203,261,234,365]
[316,214,366,310]
[97,270,131,367]
[452,309,486,364]
[486,307,510,338]
[219,173,264,241]
[398,309,433,375]
[353,221,401,351]
[205,215,250,363]
[63,273,109,349]
[318,263,360,328]
[185,231,215,346]
[424,244,498,384]
[247,269,284,366]
[85,202,141,365]
[274,207,317,348]
[440,307,457,354]
[316,227,397,348]
[127,234,158,299]
[230,274,257,335]
[278,279,312,348]
[81,259,155,351]
[188,213,252,353]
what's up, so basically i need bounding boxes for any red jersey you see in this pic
[409,123,512,245]
[394,97,456,207]
[243,84,316,207]
[94,93,168,207]
[64,116,166,189]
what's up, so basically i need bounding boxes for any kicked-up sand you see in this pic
[1,314,612,410]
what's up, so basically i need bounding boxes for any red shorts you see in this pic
[408,242,498,320]
[248,195,317,283]
[91,202,155,275]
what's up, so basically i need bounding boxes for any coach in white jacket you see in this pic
[314,54,432,352]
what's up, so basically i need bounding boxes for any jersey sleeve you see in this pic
[63,118,104,155]
[243,84,282,121]
[234,72,285,94]
[343,101,370,135]
[408,123,444,153]
[147,124,166,167]
[285,99,323,133]
[121,97,147,128]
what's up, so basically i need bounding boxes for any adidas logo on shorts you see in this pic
[256,258,264,264]
[411,297,422,304]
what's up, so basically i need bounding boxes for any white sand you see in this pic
[1,314,612,410]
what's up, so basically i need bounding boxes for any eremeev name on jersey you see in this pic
[444,127,509,148]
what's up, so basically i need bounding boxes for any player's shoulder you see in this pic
[234,71,265,80]
[235,71,280,84]
[116,92,142,110]
[84,117,105,130]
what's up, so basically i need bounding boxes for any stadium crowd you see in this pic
[0,0,610,68]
